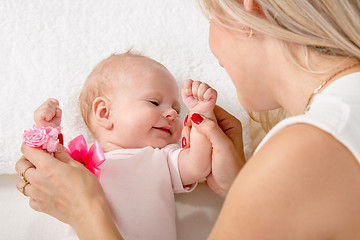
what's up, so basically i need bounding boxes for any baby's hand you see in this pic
[34,98,62,128]
[182,79,217,114]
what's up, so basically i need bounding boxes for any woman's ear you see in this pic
[243,0,254,11]
[92,97,113,130]
[243,0,262,15]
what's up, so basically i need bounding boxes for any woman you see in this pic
[16,0,360,239]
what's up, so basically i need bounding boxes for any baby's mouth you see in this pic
[153,127,172,135]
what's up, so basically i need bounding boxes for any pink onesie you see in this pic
[64,144,196,240]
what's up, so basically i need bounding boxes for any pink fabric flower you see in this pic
[22,126,61,153]
[41,126,61,152]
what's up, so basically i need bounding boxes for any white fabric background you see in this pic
[0,0,251,174]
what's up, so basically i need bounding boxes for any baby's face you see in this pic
[109,59,182,148]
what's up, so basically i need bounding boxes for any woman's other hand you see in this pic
[183,105,246,197]
[15,144,102,224]
[15,144,124,240]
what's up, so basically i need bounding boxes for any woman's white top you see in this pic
[256,72,360,163]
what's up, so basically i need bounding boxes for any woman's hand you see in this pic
[15,144,123,239]
[183,105,246,197]
[16,144,98,223]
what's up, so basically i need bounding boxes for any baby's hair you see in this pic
[79,50,167,135]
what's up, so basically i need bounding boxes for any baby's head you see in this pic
[79,52,182,151]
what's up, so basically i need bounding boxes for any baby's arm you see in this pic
[178,79,217,186]
[34,98,62,128]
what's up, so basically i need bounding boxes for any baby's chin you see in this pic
[147,139,180,149]
[110,136,181,149]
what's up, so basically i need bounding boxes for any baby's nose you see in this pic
[165,108,177,120]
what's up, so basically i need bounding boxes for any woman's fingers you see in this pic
[15,157,35,198]
[20,144,54,168]
[214,105,244,154]
[17,144,76,186]
[189,109,246,197]
[181,125,191,148]
[20,143,75,169]
[15,155,34,174]
[54,144,77,165]
[17,180,32,197]
[190,113,232,148]
[15,155,36,184]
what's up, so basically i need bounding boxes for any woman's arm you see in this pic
[208,124,360,239]
[75,193,123,240]
[16,144,123,240]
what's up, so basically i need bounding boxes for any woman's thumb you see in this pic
[54,143,74,164]
[190,113,230,147]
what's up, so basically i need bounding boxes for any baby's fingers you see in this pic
[183,79,194,90]
[191,81,201,98]
[203,88,217,101]
[182,79,194,99]
[34,98,61,127]
[41,98,59,110]
[54,108,62,120]
[197,83,211,101]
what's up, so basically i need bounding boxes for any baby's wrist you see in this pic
[203,111,216,120]
[189,110,216,121]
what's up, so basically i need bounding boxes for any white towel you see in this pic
[0,0,250,174]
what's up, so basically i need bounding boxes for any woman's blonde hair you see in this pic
[197,0,360,131]
[198,0,360,59]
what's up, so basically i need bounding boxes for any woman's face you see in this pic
[208,21,278,111]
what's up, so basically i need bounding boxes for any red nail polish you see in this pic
[191,113,203,125]
[58,133,64,145]
[182,137,187,148]
[184,115,188,126]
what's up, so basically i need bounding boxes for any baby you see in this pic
[34,52,217,240]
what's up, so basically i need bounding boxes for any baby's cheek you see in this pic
[173,122,183,142]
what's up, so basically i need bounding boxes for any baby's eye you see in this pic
[174,108,181,115]
[150,101,159,106]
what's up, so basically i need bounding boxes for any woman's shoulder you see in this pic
[256,72,360,163]
[211,123,360,239]
[250,123,360,203]
[254,123,360,234]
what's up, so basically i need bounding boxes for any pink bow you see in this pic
[65,135,105,179]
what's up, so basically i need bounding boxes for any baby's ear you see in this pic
[92,97,113,130]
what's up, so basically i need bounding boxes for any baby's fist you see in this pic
[34,98,62,128]
[182,79,217,114]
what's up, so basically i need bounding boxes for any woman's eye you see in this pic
[174,108,180,115]
[150,101,159,106]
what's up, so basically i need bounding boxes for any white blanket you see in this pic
[0,0,250,174]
